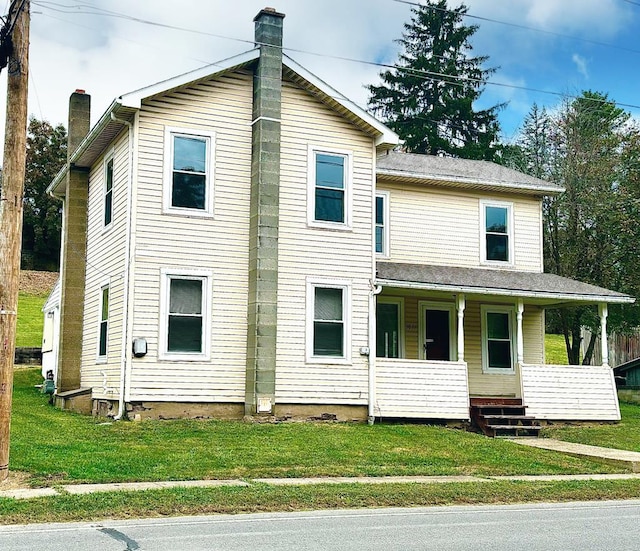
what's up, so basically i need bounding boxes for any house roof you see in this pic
[376,151,563,196]
[376,262,634,306]
[48,49,400,197]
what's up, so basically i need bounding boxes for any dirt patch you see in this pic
[0,471,31,490]
[19,270,58,296]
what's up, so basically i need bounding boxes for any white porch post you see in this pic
[516,299,524,364]
[456,294,465,362]
[599,303,609,367]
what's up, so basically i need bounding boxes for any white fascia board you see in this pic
[119,49,260,108]
[376,278,635,305]
[282,54,400,148]
[376,168,565,195]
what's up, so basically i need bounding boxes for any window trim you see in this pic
[375,191,390,257]
[480,200,514,266]
[307,146,352,230]
[376,296,404,359]
[306,278,352,364]
[159,268,212,362]
[163,126,216,217]
[103,153,114,230]
[418,301,456,361]
[481,305,516,374]
[96,281,110,363]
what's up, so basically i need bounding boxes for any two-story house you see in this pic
[46,8,633,428]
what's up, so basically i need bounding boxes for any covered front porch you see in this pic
[370,262,634,423]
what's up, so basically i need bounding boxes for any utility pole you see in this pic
[0,0,30,484]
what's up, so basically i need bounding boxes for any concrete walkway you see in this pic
[2,472,640,500]
[3,439,640,500]
[507,438,640,473]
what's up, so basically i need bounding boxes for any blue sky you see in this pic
[1,0,638,153]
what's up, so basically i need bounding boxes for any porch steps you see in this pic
[470,398,542,438]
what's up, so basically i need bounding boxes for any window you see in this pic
[481,306,515,373]
[375,192,390,256]
[160,270,211,360]
[97,284,109,360]
[307,280,351,362]
[481,201,513,264]
[308,147,351,228]
[164,127,215,215]
[376,297,403,358]
[104,157,113,227]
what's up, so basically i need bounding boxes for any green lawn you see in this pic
[16,293,46,348]
[545,333,568,365]
[9,368,628,488]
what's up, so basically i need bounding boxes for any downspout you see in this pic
[368,280,382,425]
[110,111,134,420]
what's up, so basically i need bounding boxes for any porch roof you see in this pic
[376,262,635,306]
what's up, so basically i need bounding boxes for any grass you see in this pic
[2,480,640,525]
[543,402,640,452]
[545,333,568,365]
[16,292,47,348]
[8,368,628,488]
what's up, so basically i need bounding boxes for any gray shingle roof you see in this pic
[376,262,634,305]
[376,151,563,195]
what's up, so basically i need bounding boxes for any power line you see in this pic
[393,0,640,57]
[29,1,640,114]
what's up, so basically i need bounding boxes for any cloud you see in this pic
[572,54,589,79]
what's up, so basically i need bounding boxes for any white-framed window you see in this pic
[481,305,516,373]
[306,279,351,363]
[480,200,514,264]
[375,191,390,256]
[97,283,109,362]
[376,296,403,359]
[163,126,215,216]
[104,155,114,228]
[308,146,352,229]
[159,269,212,361]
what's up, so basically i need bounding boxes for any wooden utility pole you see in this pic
[0,0,30,484]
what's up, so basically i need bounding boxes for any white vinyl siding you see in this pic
[128,70,253,403]
[377,182,543,272]
[276,81,374,405]
[81,130,130,397]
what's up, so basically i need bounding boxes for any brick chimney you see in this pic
[57,90,91,393]
[245,8,285,416]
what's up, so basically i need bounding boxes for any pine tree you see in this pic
[367,0,503,160]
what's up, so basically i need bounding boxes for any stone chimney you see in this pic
[57,90,91,393]
[245,8,285,416]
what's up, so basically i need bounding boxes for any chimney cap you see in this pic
[254,7,285,21]
[74,89,86,94]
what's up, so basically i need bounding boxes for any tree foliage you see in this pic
[367,0,503,160]
[515,92,640,364]
[22,118,67,271]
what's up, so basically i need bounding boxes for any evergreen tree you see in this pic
[21,118,67,271]
[367,0,503,160]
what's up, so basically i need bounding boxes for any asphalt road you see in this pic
[1,500,639,550]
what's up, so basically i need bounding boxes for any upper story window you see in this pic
[97,284,109,361]
[164,127,215,216]
[306,279,351,363]
[160,269,212,361]
[308,147,351,229]
[376,192,390,256]
[481,201,513,264]
[104,157,114,227]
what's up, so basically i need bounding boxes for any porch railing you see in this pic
[374,359,469,420]
[520,363,620,421]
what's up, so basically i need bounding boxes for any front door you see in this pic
[420,303,454,361]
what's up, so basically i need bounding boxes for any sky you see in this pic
[1,0,639,159]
